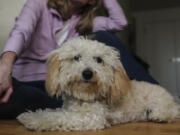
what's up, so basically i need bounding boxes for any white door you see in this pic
[142,21,177,95]
[134,9,180,97]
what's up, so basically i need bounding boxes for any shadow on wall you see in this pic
[131,0,180,11]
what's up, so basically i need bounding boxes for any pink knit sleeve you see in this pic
[93,0,128,32]
[2,0,44,56]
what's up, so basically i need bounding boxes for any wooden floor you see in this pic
[0,120,180,135]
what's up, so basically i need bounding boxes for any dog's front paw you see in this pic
[17,109,64,131]
[17,103,111,131]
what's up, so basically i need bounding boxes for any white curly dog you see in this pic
[17,37,180,131]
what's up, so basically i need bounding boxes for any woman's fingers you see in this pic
[0,87,13,103]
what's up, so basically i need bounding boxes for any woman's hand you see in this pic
[0,63,13,103]
[0,52,16,103]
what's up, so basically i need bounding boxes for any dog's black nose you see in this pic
[82,69,93,80]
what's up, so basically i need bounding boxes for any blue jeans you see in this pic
[0,31,157,119]
[0,78,63,119]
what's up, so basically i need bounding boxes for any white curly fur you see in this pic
[17,37,180,131]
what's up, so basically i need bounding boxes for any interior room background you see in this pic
[0,0,180,98]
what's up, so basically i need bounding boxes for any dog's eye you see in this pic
[74,55,81,61]
[95,57,103,64]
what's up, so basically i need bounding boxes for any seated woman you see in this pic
[0,0,157,119]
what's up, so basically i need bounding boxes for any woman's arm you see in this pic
[92,0,128,32]
[2,0,44,56]
[0,0,44,103]
[0,52,16,103]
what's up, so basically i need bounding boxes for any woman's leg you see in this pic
[92,31,158,84]
[0,78,63,119]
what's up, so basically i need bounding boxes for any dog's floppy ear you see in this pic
[107,66,131,106]
[45,51,61,97]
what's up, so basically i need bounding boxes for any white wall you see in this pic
[0,0,26,52]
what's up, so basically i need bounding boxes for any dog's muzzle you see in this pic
[82,68,93,81]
